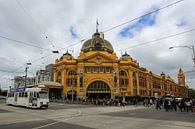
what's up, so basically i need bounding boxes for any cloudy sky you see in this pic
[0,0,195,89]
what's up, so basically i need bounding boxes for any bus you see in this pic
[6,87,49,108]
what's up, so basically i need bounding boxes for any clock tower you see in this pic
[178,68,185,86]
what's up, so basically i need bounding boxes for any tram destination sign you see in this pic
[10,88,25,92]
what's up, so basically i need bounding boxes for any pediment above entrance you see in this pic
[78,51,118,63]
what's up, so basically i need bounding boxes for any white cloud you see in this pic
[0,0,195,88]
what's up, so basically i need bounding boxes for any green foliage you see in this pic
[188,88,195,98]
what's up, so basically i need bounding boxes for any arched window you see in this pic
[57,71,61,83]
[68,70,76,76]
[119,70,128,92]
[67,70,77,86]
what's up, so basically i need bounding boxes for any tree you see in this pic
[188,88,195,98]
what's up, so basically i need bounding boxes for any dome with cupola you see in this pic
[81,32,114,53]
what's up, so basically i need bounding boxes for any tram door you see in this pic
[14,93,18,102]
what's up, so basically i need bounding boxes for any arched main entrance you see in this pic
[86,81,111,99]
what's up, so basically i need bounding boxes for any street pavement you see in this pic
[0,102,194,129]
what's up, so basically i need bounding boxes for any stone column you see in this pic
[53,70,57,82]
[128,70,133,96]
[61,69,67,95]
[136,72,140,96]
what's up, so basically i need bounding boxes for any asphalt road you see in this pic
[0,120,95,129]
[0,102,195,129]
[104,108,195,123]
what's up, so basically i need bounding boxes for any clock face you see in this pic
[96,57,102,65]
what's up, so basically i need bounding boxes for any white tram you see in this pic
[6,87,49,108]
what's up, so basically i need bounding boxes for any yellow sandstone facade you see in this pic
[53,31,188,100]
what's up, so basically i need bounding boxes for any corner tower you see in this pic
[178,68,185,86]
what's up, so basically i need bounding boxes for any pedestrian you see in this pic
[164,99,168,112]
[149,99,153,107]
[180,99,185,112]
[156,99,161,110]
[171,98,177,111]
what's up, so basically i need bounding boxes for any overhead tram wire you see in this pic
[15,0,56,49]
[0,35,53,52]
[0,69,24,74]
[29,39,87,65]
[29,28,195,70]
[103,0,185,33]
[11,0,185,53]
[0,38,87,78]
[51,0,185,52]
[16,0,87,53]
[116,28,195,52]
[0,0,186,78]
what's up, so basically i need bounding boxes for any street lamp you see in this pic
[169,45,195,67]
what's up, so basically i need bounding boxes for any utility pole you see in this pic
[0,83,1,95]
[192,45,195,66]
[24,66,28,88]
[24,62,32,88]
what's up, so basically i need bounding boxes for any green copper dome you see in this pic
[81,32,114,53]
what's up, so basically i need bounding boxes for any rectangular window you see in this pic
[87,67,91,73]
[100,67,104,73]
[133,72,136,77]
[106,67,110,73]
[94,67,97,73]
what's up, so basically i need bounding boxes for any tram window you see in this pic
[22,92,24,97]
[33,92,37,98]
[19,92,21,97]
[37,92,39,98]
[30,92,33,97]
[39,92,48,99]
[24,92,28,97]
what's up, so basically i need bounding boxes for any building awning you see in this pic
[38,81,63,89]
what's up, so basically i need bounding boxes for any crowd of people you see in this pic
[144,98,195,112]
[50,96,195,113]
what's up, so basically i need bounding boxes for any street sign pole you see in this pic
[71,78,74,103]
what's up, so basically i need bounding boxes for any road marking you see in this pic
[128,113,136,115]
[31,110,82,129]
[31,121,60,129]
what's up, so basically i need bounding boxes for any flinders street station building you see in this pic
[53,30,188,100]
